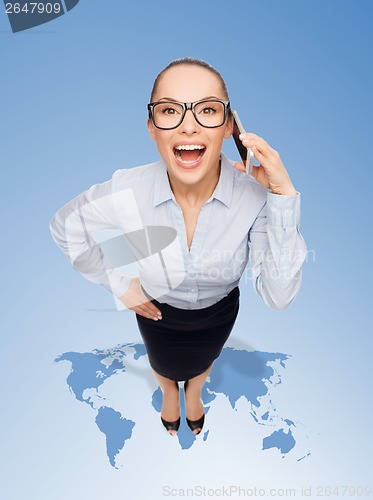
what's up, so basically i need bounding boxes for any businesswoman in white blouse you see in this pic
[50,57,306,437]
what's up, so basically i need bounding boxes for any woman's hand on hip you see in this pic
[234,133,297,196]
[118,277,162,321]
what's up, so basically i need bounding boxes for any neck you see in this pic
[168,160,221,207]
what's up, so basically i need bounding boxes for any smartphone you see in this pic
[232,110,254,176]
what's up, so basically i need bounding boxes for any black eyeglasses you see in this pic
[147,99,230,130]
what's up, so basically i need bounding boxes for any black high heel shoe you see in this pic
[161,381,180,435]
[184,380,205,435]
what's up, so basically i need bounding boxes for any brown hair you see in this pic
[150,57,230,103]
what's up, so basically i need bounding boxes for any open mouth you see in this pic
[173,144,206,166]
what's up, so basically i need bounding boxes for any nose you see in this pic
[179,109,199,134]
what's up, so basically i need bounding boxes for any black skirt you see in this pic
[135,286,240,382]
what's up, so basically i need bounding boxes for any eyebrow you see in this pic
[157,95,223,102]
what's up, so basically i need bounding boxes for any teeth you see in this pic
[179,158,199,165]
[175,144,205,150]
[174,149,204,164]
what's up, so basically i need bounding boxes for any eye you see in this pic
[200,106,216,115]
[163,107,177,115]
[157,104,182,115]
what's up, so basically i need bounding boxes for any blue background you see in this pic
[1,0,372,498]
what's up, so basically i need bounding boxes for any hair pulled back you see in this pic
[150,57,230,103]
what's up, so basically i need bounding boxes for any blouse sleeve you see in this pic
[49,177,131,298]
[248,191,307,310]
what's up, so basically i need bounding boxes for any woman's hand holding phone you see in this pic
[234,132,297,197]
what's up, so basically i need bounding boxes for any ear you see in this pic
[224,114,233,139]
[147,118,156,141]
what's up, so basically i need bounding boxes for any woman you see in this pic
[50,57,307,437]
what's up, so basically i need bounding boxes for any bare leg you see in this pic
[151,369,180,436]
[184,363,213,434]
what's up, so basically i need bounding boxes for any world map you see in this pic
[55,344,311,468]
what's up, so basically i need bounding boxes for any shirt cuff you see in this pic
[106,270,132,298]
[266,191,301,228]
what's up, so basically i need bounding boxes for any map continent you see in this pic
[55,344,310,468]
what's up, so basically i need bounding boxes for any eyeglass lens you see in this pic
[152,101,226,129]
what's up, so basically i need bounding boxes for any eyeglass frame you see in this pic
[147,98,231,130]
